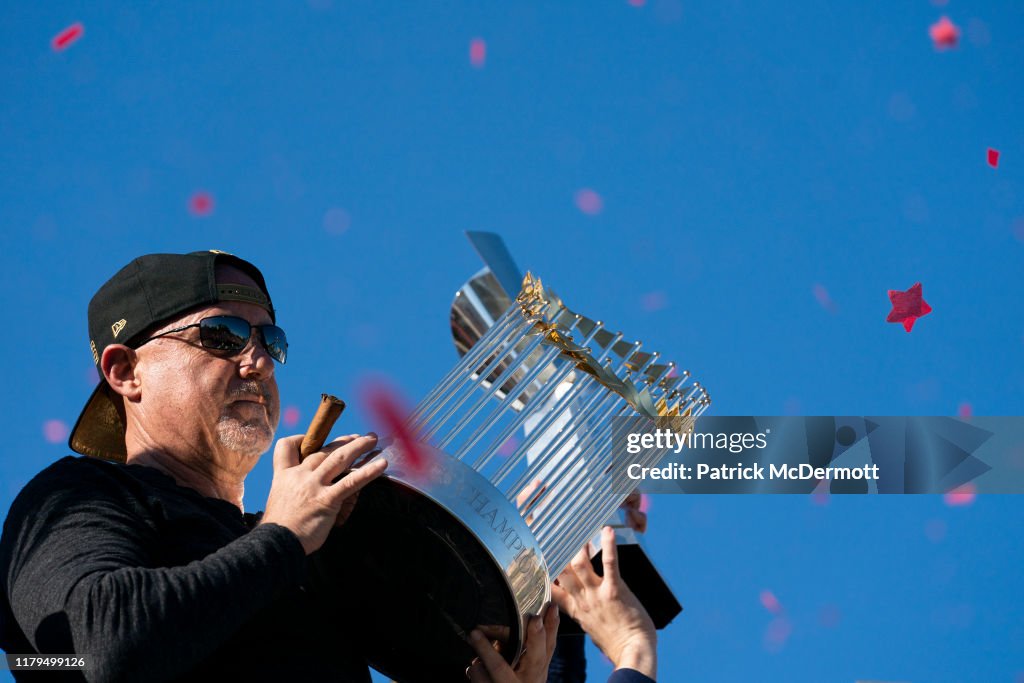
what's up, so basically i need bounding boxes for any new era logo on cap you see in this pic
[111,319,127,338]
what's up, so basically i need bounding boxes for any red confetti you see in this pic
[811,481,830,506]
[323,207,351,235]
[469,38,486,68]
[987,148,1000,168]
[189,192,214,216]
[886,282,932,333]
[574,188,603,215]
[759,590,783,615]
[763,616,792,651]
[283,406,300,428]
[812,283,838,313]
[957,402,972,419]
[51,23,84,51]
[638,493,651,513]
[361,380,426,473]
[944,482,976,507]
[641,290,667,312]
[43,419,70,444]
[497,436,520,457]
[929,16,960,50]
[925,518,947,542]
[818,604,842,628]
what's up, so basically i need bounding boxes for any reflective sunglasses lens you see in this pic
[260,326,288,364]
[200,317,250,351]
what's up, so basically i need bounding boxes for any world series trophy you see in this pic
[324,233,710,681]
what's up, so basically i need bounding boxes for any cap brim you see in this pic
[69,381,128,462]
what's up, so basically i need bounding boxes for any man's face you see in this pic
[128,269,281,467]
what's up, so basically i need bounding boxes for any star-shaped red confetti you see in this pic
[929,16,960,50]
[987,148,1000,168]
[52,23,84,52]
[886,282,932,332]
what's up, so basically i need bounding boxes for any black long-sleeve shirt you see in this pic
[0,456,370,683]
[1,456,656,683]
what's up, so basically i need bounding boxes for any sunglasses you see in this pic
[134,315,288,364]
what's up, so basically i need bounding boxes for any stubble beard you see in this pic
[218,382,279,458]
[216,416,274,458]
[217,400,279,459]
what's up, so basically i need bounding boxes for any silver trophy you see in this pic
[323,233,710,681]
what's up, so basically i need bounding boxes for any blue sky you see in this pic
[2,2,1022,681]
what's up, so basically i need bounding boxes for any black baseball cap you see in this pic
[69,250,276,462]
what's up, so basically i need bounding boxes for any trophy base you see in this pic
[314,443,549,682]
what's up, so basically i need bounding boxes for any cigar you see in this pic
[299,394,346,460]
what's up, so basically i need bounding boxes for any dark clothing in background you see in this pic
[0,456,369,683]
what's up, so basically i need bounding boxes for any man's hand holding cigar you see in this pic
[259,393,387,555]
[260,432,387,555]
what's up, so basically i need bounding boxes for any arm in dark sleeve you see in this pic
[1,463,306,683]
[546,633,656,683]
[547,633,587,683]
[607,670,655,683]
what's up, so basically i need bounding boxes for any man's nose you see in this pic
[238,336,274,380]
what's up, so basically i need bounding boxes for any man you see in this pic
[0,250,648,682]
[0,250,398,681]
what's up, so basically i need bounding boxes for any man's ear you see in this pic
[101,344,142,402]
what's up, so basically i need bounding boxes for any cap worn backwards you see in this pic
[69,250,276,462]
